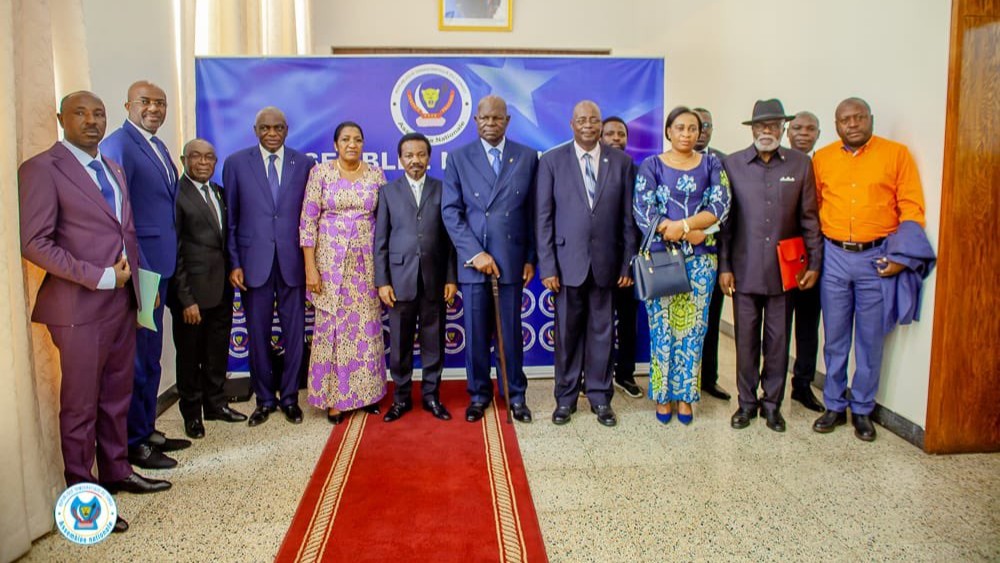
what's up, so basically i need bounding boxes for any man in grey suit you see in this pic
[168,139,247,440]
[375,133,458,423]
[719,99,822,433]
[536,101,637,427]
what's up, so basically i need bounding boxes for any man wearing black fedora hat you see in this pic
[718,99,823,433]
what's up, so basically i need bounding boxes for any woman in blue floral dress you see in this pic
[633,106,731,425]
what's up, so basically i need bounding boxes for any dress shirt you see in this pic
[126,119,173,181]
[61,140,123,290]
[406,173,426,205]
[813,135,926,242]
[260,144,285,181]
[188,175,223,226]
[480,137,507,171]
[574,142,601,182]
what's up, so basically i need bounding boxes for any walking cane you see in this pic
[490,274,514,424]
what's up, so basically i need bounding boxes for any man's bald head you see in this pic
[254,106,288,153]
[57,91,107,157]
[180,138,217,183]
[125,80,168,134]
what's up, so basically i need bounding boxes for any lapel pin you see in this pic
[508,158,514,163]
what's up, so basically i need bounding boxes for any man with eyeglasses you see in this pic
[784,111,826,413]
[168,139,247,439]
[102,80,191,470]
[811,98,927,442]
[692,107,733,403]
[536,101,636,427]
[719,99,822,433]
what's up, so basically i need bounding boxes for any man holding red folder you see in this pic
[719,99,822,433]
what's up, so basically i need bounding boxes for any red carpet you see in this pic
[276,381,548,562]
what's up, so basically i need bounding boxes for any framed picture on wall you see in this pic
[439,0,512,31]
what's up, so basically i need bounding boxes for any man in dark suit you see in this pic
[442,95,538,424]
[20,91,171,534]
[223,106,315,427]
[719,99,822,433]
[168,139,247,439]
[784,111,825,413]
[375,133,458,423]
[692,106,733,403]
[101,80,190,469]
[601,116,643,399]
[537,101,637,427]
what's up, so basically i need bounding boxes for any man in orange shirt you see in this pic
[810,97,926,442]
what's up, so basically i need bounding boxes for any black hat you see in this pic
[741,99,793,125]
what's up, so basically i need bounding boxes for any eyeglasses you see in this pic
[131,98,167,109]
[751,121,785,133]
[573,117,602,126]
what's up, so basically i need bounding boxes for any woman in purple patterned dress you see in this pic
[300,121,387,423]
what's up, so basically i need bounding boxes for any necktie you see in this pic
[267,154,280,203]
[411,181,422,205]
[88,160,118,218]
[201,184,220,228]
[583,153,597,208]
[150,136,174,183]
[489,147,501,178]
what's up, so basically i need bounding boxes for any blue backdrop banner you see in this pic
[194,56,663,373]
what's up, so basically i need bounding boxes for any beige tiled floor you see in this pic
[22,336,1000,562]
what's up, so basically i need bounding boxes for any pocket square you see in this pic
[780,176,795,182]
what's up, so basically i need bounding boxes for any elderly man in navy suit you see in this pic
[442,95,538,424]
[536,101,637,427]
[375,132,458,423]
[102,80,190,470]
[223,106,315,427]
[20,91,172,534]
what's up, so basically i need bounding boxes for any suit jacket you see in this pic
[168,175,233,310]
[374,174,457,302]
[19,142,142,326]
[535,143,637,288]
[719,145,822,295]
[100,120,178,278]
[222,145,315,289]
[441,138,538,285]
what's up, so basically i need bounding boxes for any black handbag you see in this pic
[631,223,691,300]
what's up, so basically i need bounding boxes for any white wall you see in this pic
[79,0,950,426]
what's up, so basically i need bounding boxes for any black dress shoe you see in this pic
[127,443,177,470]
[791,388,826,413]
[327,411,345,425]
[147,430,191,452]
[422,400,452,421]
[551,404,576,425]
[281,403,303,424]
[383,402,413,422]
[103,472,172,494]
[761,407,786,433]
[465,401,488,422]
[730,406,758,429]
[248,405,276,427]
[511,403,532,423]
[613,375,643,398]
[703,383,731,401]
[204,405,248,423]
[591,404,617,427]
[184,419,205,439]
[112,515,129,533]
[361,404,381,415]
[852,413,877,442]
[813,410,847,433]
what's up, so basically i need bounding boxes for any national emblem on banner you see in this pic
[390,64,472,145]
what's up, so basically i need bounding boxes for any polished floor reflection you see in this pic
[23,336,1000,562]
